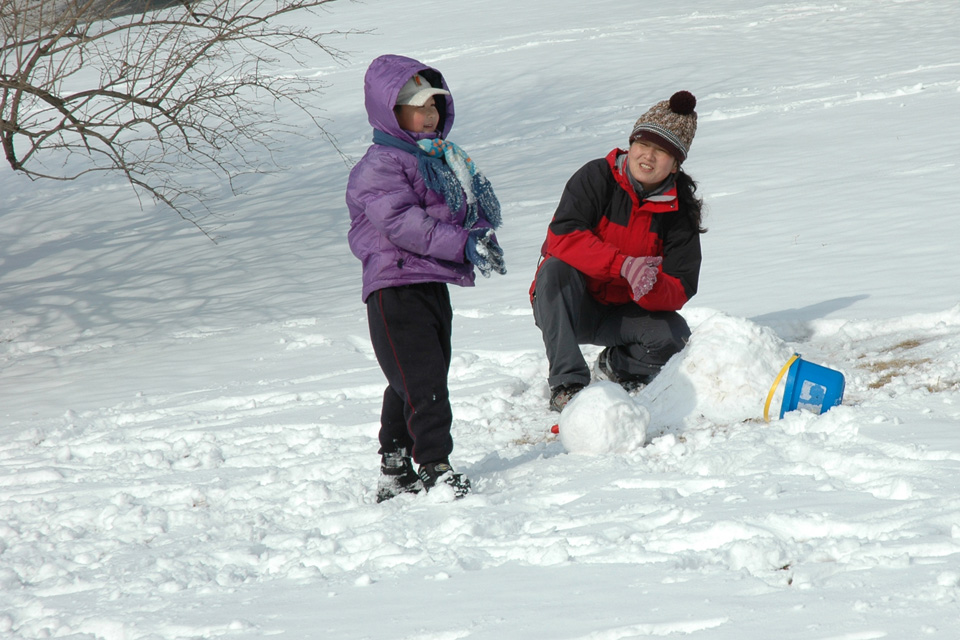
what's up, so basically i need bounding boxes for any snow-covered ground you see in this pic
[3,0,960,637]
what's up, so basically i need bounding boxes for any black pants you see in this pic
[532,257,691,389]
[367,283,454,465]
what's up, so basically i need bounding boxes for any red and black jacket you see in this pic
[530,148,701,311]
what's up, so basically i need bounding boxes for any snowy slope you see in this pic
[2,0,960,638]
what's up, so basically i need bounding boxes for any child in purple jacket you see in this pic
[346,54,505,502]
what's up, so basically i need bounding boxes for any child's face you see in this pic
[627,139,678,190]
[395,97,440,133]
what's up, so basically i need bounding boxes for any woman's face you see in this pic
[395,97,440,133]
[626,139,678,190]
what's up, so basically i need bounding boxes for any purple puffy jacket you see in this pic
[346,54,490,301]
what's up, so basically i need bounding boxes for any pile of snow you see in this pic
[559,312,832,453]
[643,311,797,431]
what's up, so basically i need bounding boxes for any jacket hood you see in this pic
[363,54,455,143]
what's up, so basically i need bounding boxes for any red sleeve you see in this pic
[637,212,702,311]
[544,159,626,282]
[637,271,688,311]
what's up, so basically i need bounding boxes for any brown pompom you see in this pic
[669,91,697,115]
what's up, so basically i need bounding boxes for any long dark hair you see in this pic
[676,170,706,234]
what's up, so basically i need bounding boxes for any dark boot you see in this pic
[595,347,651,391]
[549,382,585,412]
[418,460,470,499]
[376,448,423,503]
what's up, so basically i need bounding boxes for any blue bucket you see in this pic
[779,355,845,419]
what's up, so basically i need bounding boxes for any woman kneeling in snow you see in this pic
[530,91,707,412]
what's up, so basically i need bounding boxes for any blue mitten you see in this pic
[465,228,506,278]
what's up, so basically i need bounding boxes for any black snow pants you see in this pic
[366,282,454,465]
[532,257,691,390]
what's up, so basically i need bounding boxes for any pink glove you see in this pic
[621,256,662,300]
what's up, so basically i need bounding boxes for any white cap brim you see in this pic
[396,86,450,107]
[396,73,450,107]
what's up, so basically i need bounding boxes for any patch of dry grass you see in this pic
[863,357,931,389]
[859,339,931,389]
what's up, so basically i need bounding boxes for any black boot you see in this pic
[596,347,651,391]
[418,460,470,499]
[549,382,584,412]
[376,448,423,503]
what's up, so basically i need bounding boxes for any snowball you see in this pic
[559,381,650,455]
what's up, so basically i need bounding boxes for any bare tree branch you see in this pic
[1,0,357,237]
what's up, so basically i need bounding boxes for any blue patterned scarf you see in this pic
[372,129,501,229]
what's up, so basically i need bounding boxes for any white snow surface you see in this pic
[3,0,960,638]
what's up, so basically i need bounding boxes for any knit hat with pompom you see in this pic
[629,91,698,162]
